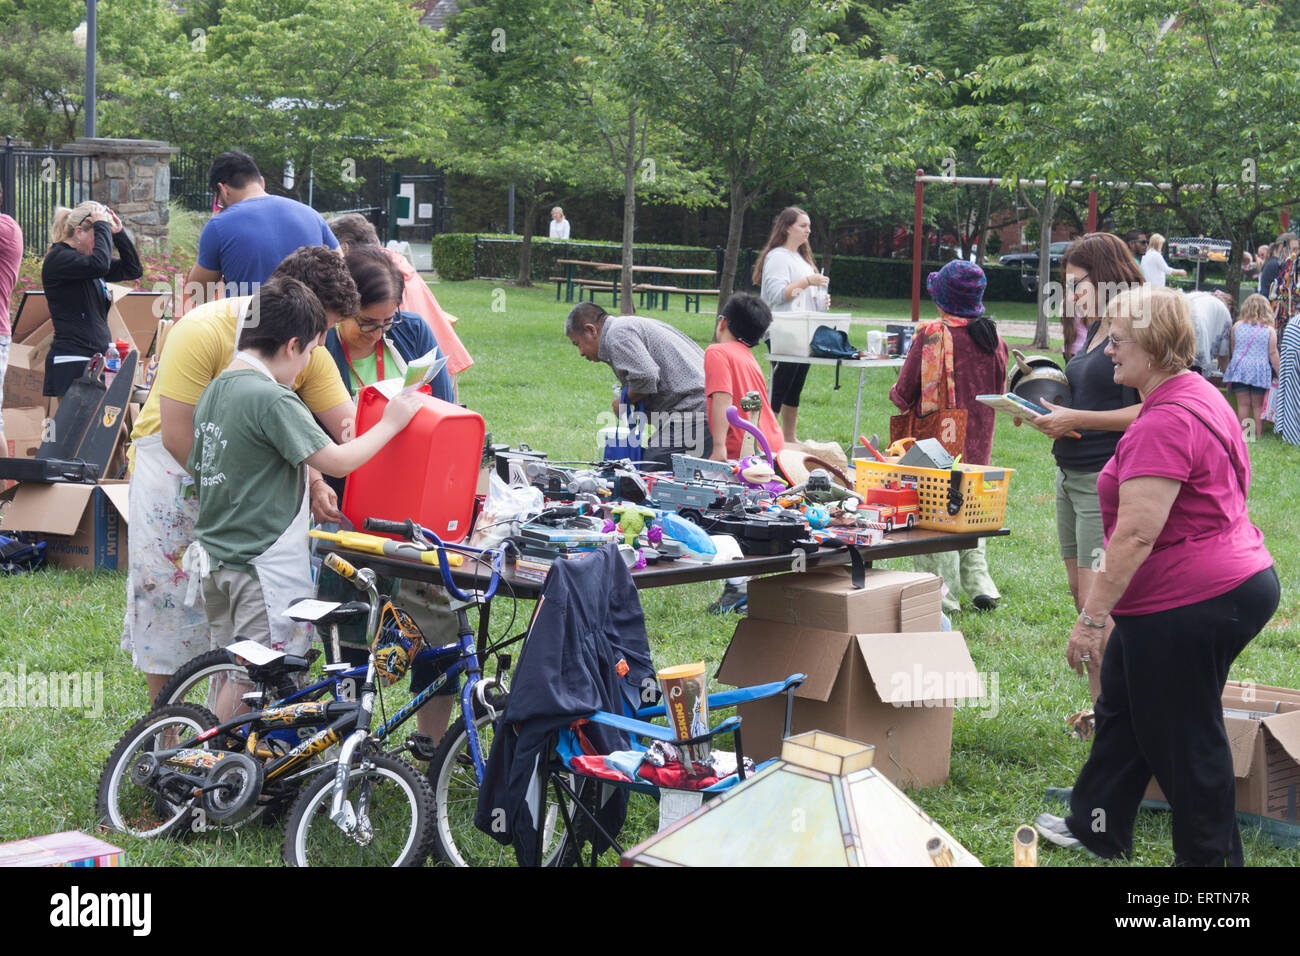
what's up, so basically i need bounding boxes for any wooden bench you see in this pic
[552,276,619,303]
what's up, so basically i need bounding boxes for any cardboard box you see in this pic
[0,830,123,867]
[716,620,984,788]
[2,406,47,458]
[746,568,943,634]
[3,340,50,409]
[1144,681,1300,823]
[0,480,129,570]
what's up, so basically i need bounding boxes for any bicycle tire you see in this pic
[154,648,256,711]
[95,703,219,840]
[281,753,434,867]
[427,708,570,866]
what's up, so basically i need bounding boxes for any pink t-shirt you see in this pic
[0,214,22,337]
[704,340,784,460]
[1098,373,1271,615]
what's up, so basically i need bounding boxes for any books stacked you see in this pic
[513,525,614,583]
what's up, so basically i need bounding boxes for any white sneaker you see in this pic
[1034,813,1084,850]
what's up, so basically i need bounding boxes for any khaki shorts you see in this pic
[1055,466,1105,565]
[202,567,312,658]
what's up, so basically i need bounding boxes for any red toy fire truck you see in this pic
[857,481,919,531]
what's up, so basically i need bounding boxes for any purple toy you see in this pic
[725,406,787,496]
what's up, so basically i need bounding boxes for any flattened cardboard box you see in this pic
[1144,681,1300,823]
[0,480,129,570]
[746,568,943,633]
[716,620,984,788]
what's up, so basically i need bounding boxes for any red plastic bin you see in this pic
[341,383,485,544]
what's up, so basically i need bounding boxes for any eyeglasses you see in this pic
[1134,239,1149,247]
[355,311,402,334]
[1104,334,1136,348]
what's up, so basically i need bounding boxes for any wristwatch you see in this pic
[1079,610,1108,629]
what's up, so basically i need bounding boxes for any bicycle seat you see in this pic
[245,654,313,685]
[283,598,370,625]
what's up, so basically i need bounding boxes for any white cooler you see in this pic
[767,311,854,357]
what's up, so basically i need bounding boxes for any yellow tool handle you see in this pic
[309,528,463,567]
[323,552,357,581]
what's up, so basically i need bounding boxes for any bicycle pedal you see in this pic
[404,733,438,761]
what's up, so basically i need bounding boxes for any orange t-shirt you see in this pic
[703,340,785,459]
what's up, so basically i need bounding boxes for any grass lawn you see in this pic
[2,278,1297,867]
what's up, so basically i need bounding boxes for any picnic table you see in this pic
[552,261,719,312]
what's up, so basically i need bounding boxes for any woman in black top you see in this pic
[1021,233,1144,698]
[41,201,142,398]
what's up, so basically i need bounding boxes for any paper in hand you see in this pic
[399,345,447,395]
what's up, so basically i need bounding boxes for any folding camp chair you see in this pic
[538,671,806,866]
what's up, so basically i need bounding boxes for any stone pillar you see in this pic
[62,137,176,254]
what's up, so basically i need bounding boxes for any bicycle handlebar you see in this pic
[362,517,503,603]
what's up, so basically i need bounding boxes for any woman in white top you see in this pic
[549,206,570,240]
[1139,233,1186,287]
[753,206,829,442]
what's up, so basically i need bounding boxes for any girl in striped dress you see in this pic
[1276,316,1300,445]
[1223,293,1280,437]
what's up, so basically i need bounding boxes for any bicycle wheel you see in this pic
[281,753,434,867]
[95,703,218,839]
[154,648,255,711]
[427,709,571,866]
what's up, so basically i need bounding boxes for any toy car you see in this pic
[857,483,919,532]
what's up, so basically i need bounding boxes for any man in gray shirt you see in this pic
[566,302,708,464]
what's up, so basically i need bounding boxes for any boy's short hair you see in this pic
[720,292,772,347]
[208,150,261,191]
[270,246,359,318]
[327,213,380,248]
[239,276,328,354]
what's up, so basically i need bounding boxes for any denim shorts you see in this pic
[0,333,10,431]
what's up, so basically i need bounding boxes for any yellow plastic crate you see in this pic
[854,460,1014,532]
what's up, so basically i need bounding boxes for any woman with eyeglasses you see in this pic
[1035,286,1277,866]
[323,245,454,403]
[319,243,460,742]
[1018,233,1144,699]
[41,201,142,401]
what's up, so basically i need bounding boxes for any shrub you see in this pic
[431,233,476,281]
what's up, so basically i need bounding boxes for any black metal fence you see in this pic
[1,137,93,254]
[170,152,212,212]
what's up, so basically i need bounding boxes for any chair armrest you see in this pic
[582,711,742,746]
[635,673,806,718]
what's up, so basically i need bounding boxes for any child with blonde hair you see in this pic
[1223,293,1280,434]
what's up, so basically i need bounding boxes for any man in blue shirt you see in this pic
[185,150,338,305]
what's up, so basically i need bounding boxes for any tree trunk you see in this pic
[1034,189,1055,350]
[516,196,538,287]
[620,108,638,313]
[719,179,750,300]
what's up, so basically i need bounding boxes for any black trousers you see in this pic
[770,360,809,412]
[1066,566,1280,866]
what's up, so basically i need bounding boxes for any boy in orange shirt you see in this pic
[705,293,785,462]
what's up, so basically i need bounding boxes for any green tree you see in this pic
[114,0,447,198]
[621,0,908,298]
[977,0,1300,302]
[444,0,711,306]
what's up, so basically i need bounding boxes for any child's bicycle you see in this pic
[96,551,440,865]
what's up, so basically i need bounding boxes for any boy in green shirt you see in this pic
[184,276,419,706]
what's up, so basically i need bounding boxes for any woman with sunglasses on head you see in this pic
[1019,233,1144,699]
[41,201,142,401]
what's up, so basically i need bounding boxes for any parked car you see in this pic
[999,240,1071,293]
[997,240,1071,270]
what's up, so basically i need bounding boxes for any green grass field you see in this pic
[2,278,1297,867]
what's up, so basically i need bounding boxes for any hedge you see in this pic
[432,234,1043,305]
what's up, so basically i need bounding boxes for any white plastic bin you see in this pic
[767,311,854,357]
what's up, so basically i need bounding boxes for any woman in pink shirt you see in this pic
[1036,287,1278,866]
